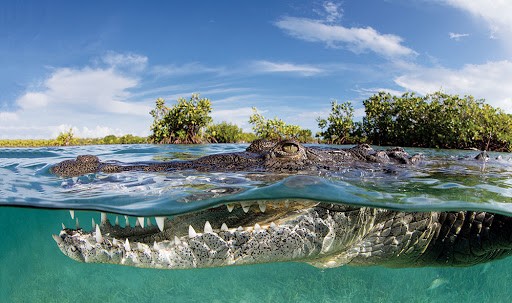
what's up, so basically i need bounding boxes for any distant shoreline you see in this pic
[1,138,508,153]
[0,140,142,148]
[0,135,148,148]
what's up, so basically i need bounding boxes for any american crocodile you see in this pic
[51,140,512,269]
[50,139,422,177]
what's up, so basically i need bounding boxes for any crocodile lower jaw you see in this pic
[53,200,343,269]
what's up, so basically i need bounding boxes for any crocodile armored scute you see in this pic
[51,140,512,270]
[50,140,421,177]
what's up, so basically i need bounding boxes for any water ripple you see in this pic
[0,144,511,216]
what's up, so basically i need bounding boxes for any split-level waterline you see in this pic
[54,195,512,270]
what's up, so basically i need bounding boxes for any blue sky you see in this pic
[1,0,511,139]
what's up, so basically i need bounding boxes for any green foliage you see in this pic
[149,94,212,144]
[55,128,77,146]
[317,100,355,144]
[101,135,119,144]
[118,134,147,144]
[6,91,509,151]
[238,132,258,143]
[206,122,244,143]
[0,134,148,147]
[0,139,55,147]
[98,134,147,145]
[297,129,314,144]
[248,108,313,142]
[360,91,512,151]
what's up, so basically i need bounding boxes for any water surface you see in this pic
[1,144,512,302]
[1,144,512,215]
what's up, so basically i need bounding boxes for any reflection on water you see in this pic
[0,144,511,216]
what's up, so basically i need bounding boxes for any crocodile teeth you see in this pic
[52,234,63,244]
[241,202,251,213]
[258,202,266,213]
[204,221,213,233]
[101,212,107,223]
[254,223,261,232]
[174,236,181,245]
[75,218,80,229]
[226,204,235,212]
[69,210,75,219]
[61,223,66,229]
[115,216,119,226]
[124,238,131,251]
[92,218,96,229]
[137,217,145,228]
[221,223,228,232]
[189,225,197,238]
[146,218,152,227]
[155,217,165,232]
[95,224,103,243]
[85,241,93,251]
[124,215,130,227]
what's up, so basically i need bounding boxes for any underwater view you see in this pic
[3,0,512,302]
[2,143,512,302]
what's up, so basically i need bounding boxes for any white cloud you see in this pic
[1,54,154,139]
[441,0,512,39]
[0,112,18,121]
[16,92,49,109]
[102,52,148,71]
[18,67,149,115]
[395,60,512,113]
[353,107,366,119]
[297,109,330,122]
[151,62,226,77]
[213,94,260,104]
[55,124,125,138]
[275,16,416,58]
[252,60,325,76]
[0,125,54,139]
[211,107,255,132]
[322,1,343,23]
[353,87,405,98]
[49,68,132,102]
[449,32,469,41]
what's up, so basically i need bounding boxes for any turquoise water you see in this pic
[2,144,512,302]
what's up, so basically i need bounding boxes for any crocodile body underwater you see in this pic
[51,140,512,269]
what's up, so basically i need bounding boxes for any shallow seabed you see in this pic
[1,144,512,302]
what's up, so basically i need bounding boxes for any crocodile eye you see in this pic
[282,142,299,154]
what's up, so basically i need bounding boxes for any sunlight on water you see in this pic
[1,144,512,302]
[1,144,511,216]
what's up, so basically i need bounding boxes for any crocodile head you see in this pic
[54,199,377,269]
[50,139,421,177]
[53,198,512,269]
[52,140,512,268]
